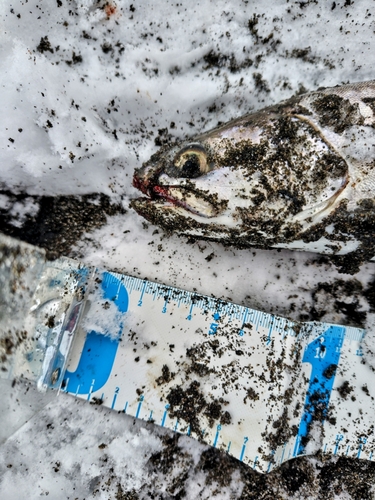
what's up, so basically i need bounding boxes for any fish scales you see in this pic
[131,81,375,262]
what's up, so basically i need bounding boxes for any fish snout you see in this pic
[133,160,164,198]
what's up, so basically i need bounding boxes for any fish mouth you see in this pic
[133,173,217,218]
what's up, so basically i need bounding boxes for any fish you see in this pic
[131,81,375,261]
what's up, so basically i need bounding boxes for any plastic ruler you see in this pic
[1,235,374,473]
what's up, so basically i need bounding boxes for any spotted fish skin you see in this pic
[132,81,375,260]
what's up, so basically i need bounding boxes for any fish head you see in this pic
[132,109,349,248]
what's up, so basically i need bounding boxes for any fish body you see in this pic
[132,81,375,259]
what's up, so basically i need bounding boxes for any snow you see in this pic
[1,0,375,498]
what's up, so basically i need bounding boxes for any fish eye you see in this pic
[173,145,209,179]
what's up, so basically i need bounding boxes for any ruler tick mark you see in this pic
[186,302,194,321]
[240,437,248,462]
[213,425,221,448]
[87,379,95,401]
[136,395,144,418]
[334,434,343,455]
[161,404,169,427]
[138,281,147,307]
[111,386,119,409]
[267,451,275,472]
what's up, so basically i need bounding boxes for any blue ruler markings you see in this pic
[267,450,275,472]
[111,387,119,409]
[280,443,287,464]
[334,434,343,455]
[239,436,248,462]
[293,325,345,457]
[346,326,365,342]
[87,379,95,401]
[116,274,302,345]
[266,315,274,345]
[357,438,367,458]
[186,302,194,320]
[138,280,147,306]
[162,290,171,313]
[161,404,169,427]
[239,308,250,336]
[213,425,221,448]
[136,395,144,418]
[57,270,369,472]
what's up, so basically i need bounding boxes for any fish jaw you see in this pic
[133,167,223,220]
[132,165,240,232]
[130,196,242,242]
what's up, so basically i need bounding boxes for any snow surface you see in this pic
[1,0,375,498]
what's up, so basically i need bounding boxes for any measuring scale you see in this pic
[1,234,373,473]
